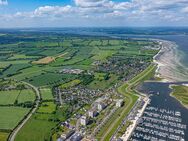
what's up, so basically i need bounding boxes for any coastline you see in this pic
[152,39,188,82]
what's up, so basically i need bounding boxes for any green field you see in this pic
[0,107,29,130]
[37,102,56,114]
[0,132,9,141]
[15,117,56,141]
[0,89,35,105]
[0,90,20,105]
[40,88,54,100]
[171,85,188,108]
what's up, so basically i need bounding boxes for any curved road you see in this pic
[8,81,41,141]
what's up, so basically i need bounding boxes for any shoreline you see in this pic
[152,39,188,82]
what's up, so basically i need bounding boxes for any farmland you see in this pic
[0,31,160,141]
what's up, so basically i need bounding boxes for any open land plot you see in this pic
[0,107,30,130]
[40,88,54,100]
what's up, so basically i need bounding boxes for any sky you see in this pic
[0,0,188,28]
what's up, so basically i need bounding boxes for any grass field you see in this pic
[0,89,35,105]
[0,107,29,130]
[15,117,56,141]
[0,90,20,105]
[17,89,36,104]
[40,88,54,100]
[25,73,77,87]
[88,74,118,90]
[0,132,9,141]
[60,79,81,89]
[37,102,56,114]
[171,85,188,108]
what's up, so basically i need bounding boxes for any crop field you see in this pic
[0,132,9,141]
[0,107,30,130]
[32,56,55,64]
[0,89,35,105]
[15,117,56,141]
[40,88,54,100]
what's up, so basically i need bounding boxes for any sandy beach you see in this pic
[153,39,188,82]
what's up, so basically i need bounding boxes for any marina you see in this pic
[130,106,186,141]
[130,81,188,141]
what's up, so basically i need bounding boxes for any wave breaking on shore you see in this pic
[153,40,188,82]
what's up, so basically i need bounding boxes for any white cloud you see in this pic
[181,6,188,13]
[1,0,188,27]
[0,0,8,5]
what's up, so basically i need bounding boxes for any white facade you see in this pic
[116,99,124,107]
[97,103,106,111]
[88,110,97,118]
[80,116,88,126]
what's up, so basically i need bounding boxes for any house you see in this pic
[88,109,98,118]
[116,99,124,107]
[80,116,88,126]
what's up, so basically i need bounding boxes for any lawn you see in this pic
[0,107,30,130]
[40,88,54,100]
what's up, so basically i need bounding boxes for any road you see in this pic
[8,81,41,141]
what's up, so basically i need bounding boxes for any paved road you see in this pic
[8,81,41,141]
